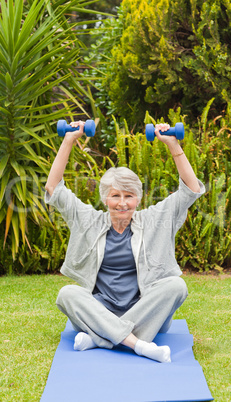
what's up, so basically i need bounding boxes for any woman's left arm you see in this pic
[155,123,201,193]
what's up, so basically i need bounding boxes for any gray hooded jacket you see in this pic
[45,177,205,295]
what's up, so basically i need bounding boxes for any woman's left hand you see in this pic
[154,123,178,145]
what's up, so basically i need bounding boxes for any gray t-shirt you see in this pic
[93,223,140,314]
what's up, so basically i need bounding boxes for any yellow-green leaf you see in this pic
[5,72,13,90]
[0,170,10,206]
[17,204,26,245]
[10,159,21,176]
[4,199,14,247]
[12,212,19,252]
[0,154,9,178]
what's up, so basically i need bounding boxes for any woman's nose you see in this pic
[118,197,126,205]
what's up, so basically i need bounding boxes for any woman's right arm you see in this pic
[45,121,85,196]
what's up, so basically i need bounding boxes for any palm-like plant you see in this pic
[0,0,94,265]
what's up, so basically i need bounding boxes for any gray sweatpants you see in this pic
[56,276,188,349]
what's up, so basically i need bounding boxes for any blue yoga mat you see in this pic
[41,319,213,402]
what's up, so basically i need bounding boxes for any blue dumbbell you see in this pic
[57,119,95,137]
[145,123,184,141]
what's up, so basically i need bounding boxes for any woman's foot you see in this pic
[74,332,98,351]
[134,339,171,363]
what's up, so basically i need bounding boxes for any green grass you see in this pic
[0,274,230,402]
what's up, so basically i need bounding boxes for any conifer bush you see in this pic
[86,0,231,127]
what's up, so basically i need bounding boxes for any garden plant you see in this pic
[86,0,231,127]
[0,0,98,274]
[1,0,231,274]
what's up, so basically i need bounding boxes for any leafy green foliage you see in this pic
[1,0,230,274]
[113,105,231,271]
[70,0,122,49]
[0,0,98,273]
[86,0,231,127]
[83,12,125,148]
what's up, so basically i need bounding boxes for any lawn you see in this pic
[0,274,230,402]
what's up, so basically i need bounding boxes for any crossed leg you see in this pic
[56,276,188,362]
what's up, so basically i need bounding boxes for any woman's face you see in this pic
[105,187,139,226]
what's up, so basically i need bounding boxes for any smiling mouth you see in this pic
[116,209,129,212]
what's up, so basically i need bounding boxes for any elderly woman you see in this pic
[45,121,205,363]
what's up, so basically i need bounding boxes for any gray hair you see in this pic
[99,167,143,203]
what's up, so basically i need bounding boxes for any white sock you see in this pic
[74,332,98,351]
[134,340,171,363]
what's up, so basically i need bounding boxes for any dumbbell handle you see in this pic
[57,119,95,137]
[159,127,176,136]
[145,122,184,141]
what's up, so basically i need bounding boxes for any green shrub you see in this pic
[113,105,231,271]
[0,0,99,274]
[86,0,231,127]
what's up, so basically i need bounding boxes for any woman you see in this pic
[45,121,205,363]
